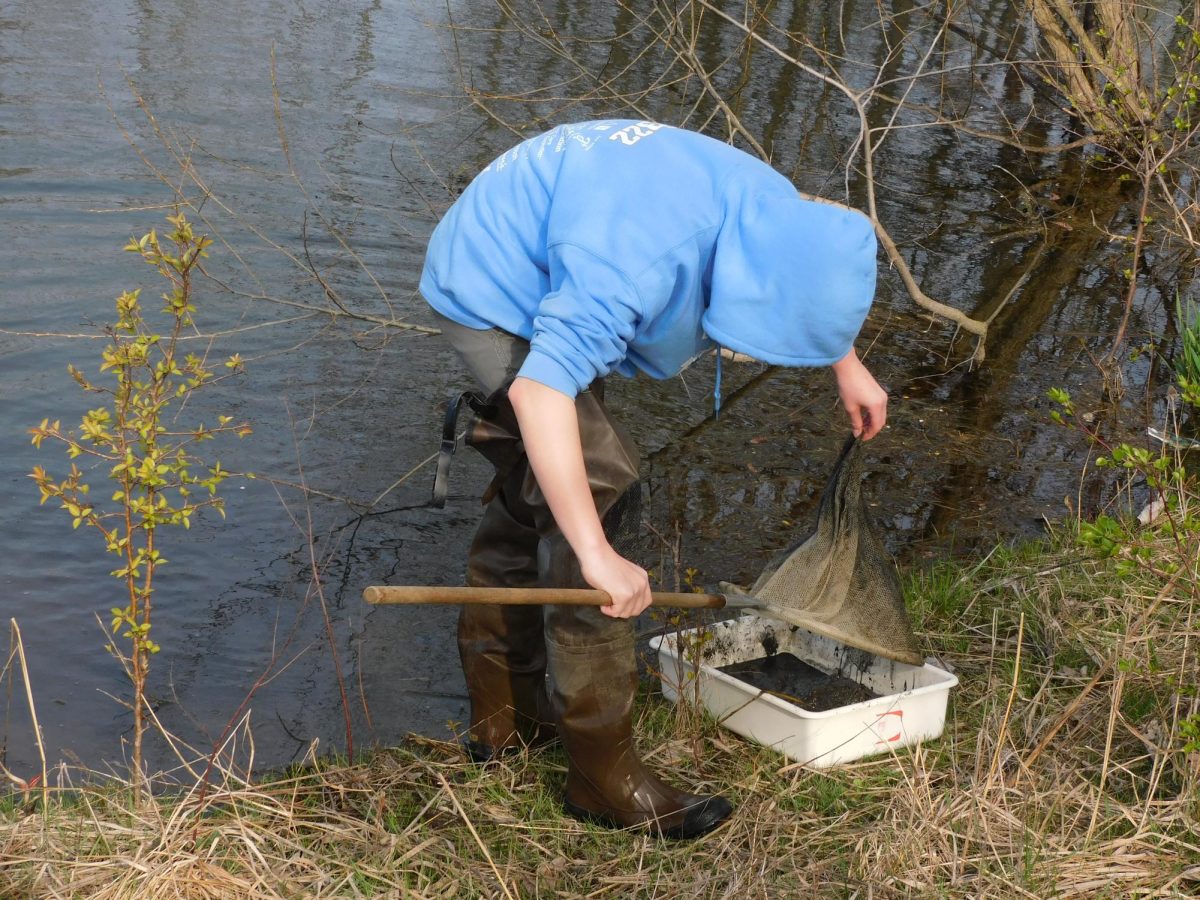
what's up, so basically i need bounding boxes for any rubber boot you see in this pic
[457,632,554,762]
[541,555,733,838]
[458,397,555,762]
[533,389,734,839]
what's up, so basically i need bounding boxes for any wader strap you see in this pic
[431,390,494,509]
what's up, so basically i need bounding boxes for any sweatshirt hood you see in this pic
[702,190,877,367]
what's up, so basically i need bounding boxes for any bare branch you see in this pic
[692,0,990,359]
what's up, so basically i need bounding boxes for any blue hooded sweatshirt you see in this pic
[419,120,877,398]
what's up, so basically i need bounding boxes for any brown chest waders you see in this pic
[447,377,731,839]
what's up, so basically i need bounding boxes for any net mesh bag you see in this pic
[748,435,923,666]
[602,480,645,562]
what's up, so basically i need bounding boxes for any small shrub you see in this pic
[29,212,251,796]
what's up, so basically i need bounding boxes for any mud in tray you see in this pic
[650,614,957,768]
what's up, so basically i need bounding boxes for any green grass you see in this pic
[1177,293,1200,390]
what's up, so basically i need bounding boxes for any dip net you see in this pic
[745,435,923,666]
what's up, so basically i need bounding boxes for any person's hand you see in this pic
[578,542,653,618]
[831,348,888,441]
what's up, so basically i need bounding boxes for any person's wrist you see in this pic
[574,536,612,567]
[831,347,861,377]
[830,348,859,369]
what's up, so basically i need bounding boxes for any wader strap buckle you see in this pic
[431,390,493,509]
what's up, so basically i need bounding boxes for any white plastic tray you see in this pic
[650,614,957,768]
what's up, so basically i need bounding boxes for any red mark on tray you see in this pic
[874,709,904,744]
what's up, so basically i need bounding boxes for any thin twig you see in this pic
[986,611,1024,788]
[9,619,48,810]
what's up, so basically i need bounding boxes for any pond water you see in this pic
[0,1,1186,778]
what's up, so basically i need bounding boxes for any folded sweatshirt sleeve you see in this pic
[516,241,644,396]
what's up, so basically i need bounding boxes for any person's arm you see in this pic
[831,347,888,440]
[507,376,652,618]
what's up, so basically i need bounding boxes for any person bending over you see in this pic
[419,119,887,839]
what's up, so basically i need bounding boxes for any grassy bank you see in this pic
[2,526,1198,898]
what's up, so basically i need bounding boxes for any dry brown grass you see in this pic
[3,505,1199,897]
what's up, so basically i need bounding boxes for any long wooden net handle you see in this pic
[362,585,727,608]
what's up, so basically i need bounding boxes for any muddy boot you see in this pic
[459,457,556,762]
[457,603,555,762]
[544,598,733,839]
